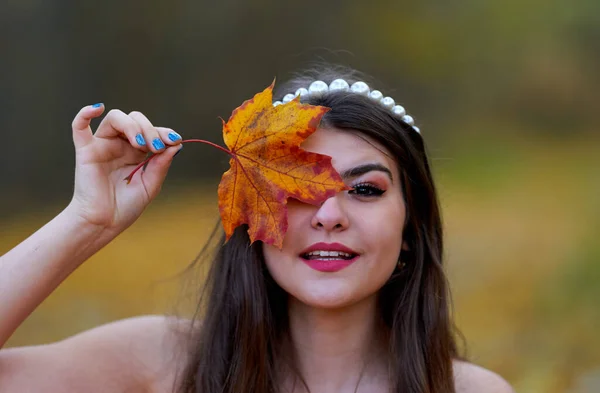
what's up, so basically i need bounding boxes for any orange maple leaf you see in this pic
[218,81,348,248]
[123,81,348,248]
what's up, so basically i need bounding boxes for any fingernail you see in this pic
[152,138,165,150]
[92,103,103,108]
[174,145,183,157]
[135,133,146,146]
[168,131,182,142]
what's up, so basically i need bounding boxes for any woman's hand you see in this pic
[67,104,183,234]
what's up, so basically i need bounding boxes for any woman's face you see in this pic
[263,127,406,309]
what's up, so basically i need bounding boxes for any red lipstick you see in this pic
[299,242,359,272]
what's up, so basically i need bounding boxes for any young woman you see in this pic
[0,66,514,393]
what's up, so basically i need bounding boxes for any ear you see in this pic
[401,240,410,251]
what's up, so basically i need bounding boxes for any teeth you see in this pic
[306,250,353,258]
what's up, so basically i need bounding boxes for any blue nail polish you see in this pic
[135,134,146,146]
[174,145,183,157]
[168,132,182,142]
[92,103,103,108]
[152,138,165,150]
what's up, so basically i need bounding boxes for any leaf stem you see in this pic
[123,139,232,183]
[182,139,234,156]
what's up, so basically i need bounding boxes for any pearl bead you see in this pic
[350,81,370,96]
[392,105,406,116]
[329,79,350,92]
[295,88,309,97]
[308,80,328,97]
[282,93,295,103]
[279,82,420,134]
[369,90,383,101]
[380,96,395,109]
[401,115,414,126]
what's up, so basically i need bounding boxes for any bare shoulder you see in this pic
[453,360,515,393]
[64,314,195,392]
[0,315,194,393]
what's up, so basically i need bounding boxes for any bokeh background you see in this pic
[1,1,599,392]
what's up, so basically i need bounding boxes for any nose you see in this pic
[310,194,349,231]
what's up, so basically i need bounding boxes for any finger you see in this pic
[155,127,183,146]
[72,103,105,149]
[128,111,167,154]
[140,144,182,199]
[95,109,148,153]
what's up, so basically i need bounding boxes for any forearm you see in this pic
[0,205,113,347]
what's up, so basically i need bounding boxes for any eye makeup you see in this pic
[348,182,386,197]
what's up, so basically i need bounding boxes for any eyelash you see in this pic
[348,182,385,197]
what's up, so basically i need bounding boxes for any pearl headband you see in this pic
[273,79,420,134]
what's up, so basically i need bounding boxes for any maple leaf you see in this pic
[123,81,348,248]
[218,81,348,248]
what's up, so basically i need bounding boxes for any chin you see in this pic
[289,280,371,310]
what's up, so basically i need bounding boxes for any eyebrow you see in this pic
[340,163,393,183]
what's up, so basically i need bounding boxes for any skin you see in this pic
[263,127,407,392]
[0,107,515,393]
[0,104,183,349]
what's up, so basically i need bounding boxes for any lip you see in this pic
[300,242,358,255]
[299,242,360,273]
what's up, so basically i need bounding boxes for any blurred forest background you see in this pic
[1,0,599,392]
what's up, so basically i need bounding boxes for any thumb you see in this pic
[72,103,105,149]
[141,144,183,198]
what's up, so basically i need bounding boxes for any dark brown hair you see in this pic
[176,64,462,393]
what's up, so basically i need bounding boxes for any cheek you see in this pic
[261,203,315,298]
[262,243,298,290]
[365,228,403,281]
[263,245,284,276]
[360,198,404,244]
[359,201,405,273]
[261,200,311,271]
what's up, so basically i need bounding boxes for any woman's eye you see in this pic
[349,183,385,197]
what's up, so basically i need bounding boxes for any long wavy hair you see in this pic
[175,64,463,393]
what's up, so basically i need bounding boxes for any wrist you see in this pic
[60,204,114,258]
